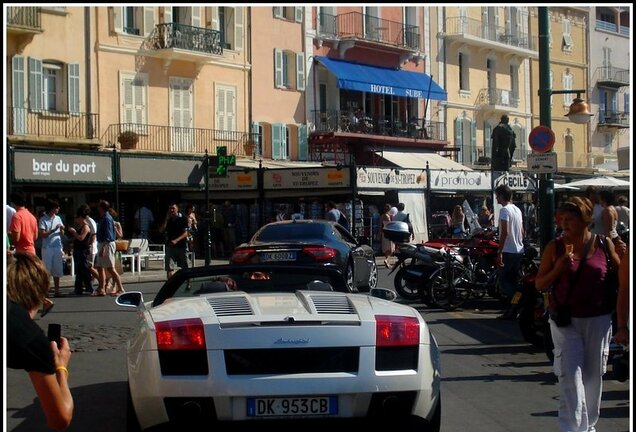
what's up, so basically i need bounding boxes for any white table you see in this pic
[120,253,140,273]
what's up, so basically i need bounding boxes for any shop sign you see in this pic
[494,171,536,191]
[209,170,257,190]
[429,169,491,191]
[14,150,112,183]
[263,168,350,189]
[120,157,205,186]
[357,167,425,189]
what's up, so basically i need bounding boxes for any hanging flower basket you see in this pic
[118,131,139,149]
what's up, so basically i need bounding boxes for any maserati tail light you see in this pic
[156,318,206,350]
[230,248,256,263]
[302,246,337,261]
[375,315,420,347]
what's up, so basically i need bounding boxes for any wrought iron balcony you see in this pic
[444,16,537,53]
[475,88,519,109]
[8,107,99,140]
[597,110,629,129]
[143,23,223,55]
[7,7,42,32]
[596,66,629,88]
[318,12,419,51]
[102,123,259,156]
[310,109,446,141]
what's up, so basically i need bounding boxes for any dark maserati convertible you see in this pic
[230,220,378,292]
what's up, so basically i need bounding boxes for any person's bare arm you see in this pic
[496,220,508,266]
[614,249,630,345]
[535,240,572,291]
[28,338,74,431]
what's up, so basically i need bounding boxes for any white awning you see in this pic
[375,151,472,171]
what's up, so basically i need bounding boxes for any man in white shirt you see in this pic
[392,203,414,241]
[38,199,65,297]
[495,185,524,319]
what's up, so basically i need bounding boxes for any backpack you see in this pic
[337,211,349,230]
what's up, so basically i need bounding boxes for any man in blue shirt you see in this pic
[95,200,124,296]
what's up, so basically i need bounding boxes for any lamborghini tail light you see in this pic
[375,315,420,347]
[156,318,206,350]
[302,246,337,261]
[230,248,256,263]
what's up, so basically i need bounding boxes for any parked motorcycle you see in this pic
[389,242,448,303]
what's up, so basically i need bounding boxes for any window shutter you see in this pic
[274,49,283,88]
[281,124,288,159]
[234,7,243,51]
[12,56,26,134]
[122,75,134,124]
[191,6,201,27]
[68,63,80,114]
[484,121,492,158]
[143,7,155,36]
[272,123,282,159]
[454,117,461,151]
[163,7,172,24]
[210,7,218,30]
[273,7,283,19]
[28,57,43,111]
[226,87,235,131]
[216,86,226,131]
[624,94,629,114]
[298,125,308,160]
[113,6,123,32]
[251,121,261,156]
[295,7,303,23]
[470,120,477,163]
[296,52,305,91]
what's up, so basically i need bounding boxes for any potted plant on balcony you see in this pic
[243,140,256,156]
[118,131,139,149]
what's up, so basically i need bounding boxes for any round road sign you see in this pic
[528,125,555,153]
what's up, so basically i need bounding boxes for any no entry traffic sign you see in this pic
[528,125,555,153]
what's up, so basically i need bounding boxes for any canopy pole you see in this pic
[422,74,434,126]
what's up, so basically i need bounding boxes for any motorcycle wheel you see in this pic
[518,304,544,349]
[428,263,471,311]
[394,267,425,302]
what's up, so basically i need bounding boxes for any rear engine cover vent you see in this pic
[208,296,253,316]
[310,295,355,314]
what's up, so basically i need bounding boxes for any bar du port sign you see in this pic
[527,152,557,174]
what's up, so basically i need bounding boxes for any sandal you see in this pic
[92,290,106,297]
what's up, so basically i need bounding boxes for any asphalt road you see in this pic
[5,266,631,431]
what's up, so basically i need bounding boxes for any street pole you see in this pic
[538,7,555,254]
[204,150,211,266]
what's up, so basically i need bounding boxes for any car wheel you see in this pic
[362,259,378,291]
[345,261,355,292]
[126,382,141,432]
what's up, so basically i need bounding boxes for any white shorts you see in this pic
[41,247,64,277]
[97,241,116,269]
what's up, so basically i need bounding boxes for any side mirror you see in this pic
[115,291,144,308]
[369,288,397,302]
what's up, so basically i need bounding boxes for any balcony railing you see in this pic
[445,16,536,51]
[598,110,629,128]
[8,107,99,139]
[596,66,630,86]
[7,7,41,30]
[475,88,519,109]
[310,109,446,141]
[144,23,223,55]
[102,123,259,156]
[319,12,420,51]
[595,20,617,33]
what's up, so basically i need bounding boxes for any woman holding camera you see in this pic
[7,253,74,430]
[535,196,620,432]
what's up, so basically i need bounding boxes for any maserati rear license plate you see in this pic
[247,396,337,417]
[261,251,296,262]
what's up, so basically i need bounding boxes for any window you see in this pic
[273,7,302,22]
[454,114,476,164]
[217,7,243,51]
[272,123,289,160]
[26,57,79,113]
[459,53,469,91]
[565,134,574,167]
[510,64,519,101]
[119,71,148,128]
[114,7,155,37]
[215,84,236,132]
[562,71,573,106]
[274,49,305,91]
[562,19,572,51]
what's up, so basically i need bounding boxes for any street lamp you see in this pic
[537,7,592,253]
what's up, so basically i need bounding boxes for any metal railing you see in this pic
[597,110,629,127]
[319,12,420,50]
[102,123,259,156]
[7,6,41,29]
[310,109,446,141]
[595,20,618,33]
[475,88,519,109]
[144,23,223,55]
[445,16,536,51]
[8,107,98,139]
[596,66,630,84]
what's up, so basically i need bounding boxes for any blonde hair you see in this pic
[7,253,51,311]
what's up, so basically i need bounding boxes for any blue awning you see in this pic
[315,56,447,101]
